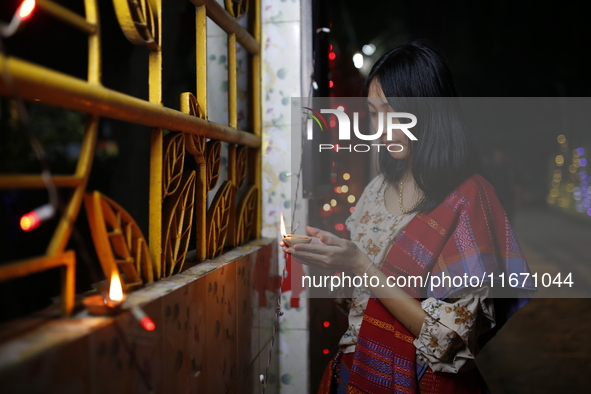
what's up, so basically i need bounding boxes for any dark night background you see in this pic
[329,0,591,96]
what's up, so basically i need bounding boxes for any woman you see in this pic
[282,41,535,393]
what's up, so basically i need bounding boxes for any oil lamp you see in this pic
[280,213,311,248]
[82,269,126,316]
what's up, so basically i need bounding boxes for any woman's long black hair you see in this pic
[367,40,480,212]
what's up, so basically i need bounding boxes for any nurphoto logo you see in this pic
[302,107,418,152]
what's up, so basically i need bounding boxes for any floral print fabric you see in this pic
[414,286,495,372]
[340,175,496,373]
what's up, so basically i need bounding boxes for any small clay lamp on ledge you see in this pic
[83,270,126,316]
[280,213,311,249]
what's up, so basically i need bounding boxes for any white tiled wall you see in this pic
[261,0,310,392]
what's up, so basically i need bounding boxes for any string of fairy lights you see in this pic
[547,134,590,216]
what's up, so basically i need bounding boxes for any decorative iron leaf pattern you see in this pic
[162,171,196,276]
[112,0,160,51]
[180,92,206,164]
[85,191,154,286]
[235,185,258,245]
[206,140,222,190]
[206,181,235,258]
[236,145,249,190]
[162,132,186,201]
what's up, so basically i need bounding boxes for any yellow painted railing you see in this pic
[0,0,262,317]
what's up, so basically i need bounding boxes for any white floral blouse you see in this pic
[340,175,496,373]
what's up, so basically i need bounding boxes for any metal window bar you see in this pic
[0,0,262,317]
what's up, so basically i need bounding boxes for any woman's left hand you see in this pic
[288,226,371,275]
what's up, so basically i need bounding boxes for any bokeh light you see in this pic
[555,155,564,166]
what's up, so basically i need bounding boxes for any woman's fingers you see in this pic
[308,236,325,245]
[293,242,331,257]
[306,226,336,239]
[294,243,344,266]
[306,226,345,247]
[292,249,324,263]
[319,234,344,247]
[305,226,322,236]
[293,240,338,253]
[286,226,362,272]
[290,247,322,265]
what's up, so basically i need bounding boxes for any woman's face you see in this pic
[367,80,410,160]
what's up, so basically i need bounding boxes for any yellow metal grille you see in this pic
[0,0,262,317]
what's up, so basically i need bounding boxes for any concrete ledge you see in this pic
[0,238,280,394]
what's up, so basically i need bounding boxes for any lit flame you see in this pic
[18,0,36,20]
[109,269,124,302]
[280,212,287,238]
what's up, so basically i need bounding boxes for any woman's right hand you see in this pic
[279,235,325,255]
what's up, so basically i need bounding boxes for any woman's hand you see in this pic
[280,226,428,337]
[282,226,371,275]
